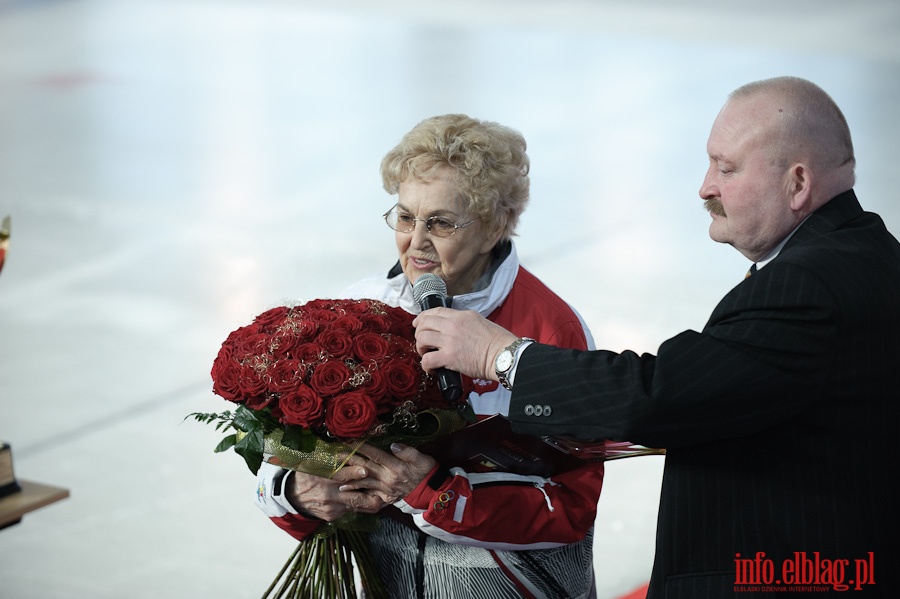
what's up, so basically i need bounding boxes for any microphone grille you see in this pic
[412,273,447,304]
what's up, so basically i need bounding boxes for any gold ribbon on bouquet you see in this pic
[262,407,468,479]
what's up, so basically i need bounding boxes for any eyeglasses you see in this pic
[383,206,476,238]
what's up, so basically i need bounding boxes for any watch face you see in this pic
[496,350,514,373]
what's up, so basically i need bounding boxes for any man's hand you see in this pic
[413,308,517,380]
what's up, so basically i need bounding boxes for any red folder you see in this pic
[417,414,664,477]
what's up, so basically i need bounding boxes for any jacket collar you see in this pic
[783,189,862,252]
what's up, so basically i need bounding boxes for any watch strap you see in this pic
[496,337,534,390]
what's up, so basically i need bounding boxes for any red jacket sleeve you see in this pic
[394,460,604,550]
[269,512,322,542]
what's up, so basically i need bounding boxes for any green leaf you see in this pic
[214,434,238,453]
[183,411,235,430]
[232,405,262,432]
[234,427,264,474]
[184,411,215,424]
[281,427,317,453]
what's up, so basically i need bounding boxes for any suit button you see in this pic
[524,404,535,416]
[543,405,552,416]
[534,405,544,416]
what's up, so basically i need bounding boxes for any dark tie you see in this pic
[744,263,758,279]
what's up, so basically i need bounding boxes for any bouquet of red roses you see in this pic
[189,298,469,598]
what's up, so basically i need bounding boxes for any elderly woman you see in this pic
[255,114,604,598]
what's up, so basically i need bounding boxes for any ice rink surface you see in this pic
[1,1,898,597]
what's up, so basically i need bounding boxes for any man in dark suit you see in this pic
[412,77,900,597]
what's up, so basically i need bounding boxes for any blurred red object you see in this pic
[0,215,10,275]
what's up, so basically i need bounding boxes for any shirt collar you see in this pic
[753,215,811,270]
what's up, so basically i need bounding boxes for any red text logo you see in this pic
[734,551,876,592]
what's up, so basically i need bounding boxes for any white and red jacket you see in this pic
[255,242,603,598]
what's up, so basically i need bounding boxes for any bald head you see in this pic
[729,77,856,199]
[700,78,859,261]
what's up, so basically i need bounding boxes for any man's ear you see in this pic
[787,163,813,212]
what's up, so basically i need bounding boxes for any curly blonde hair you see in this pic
[381,114,530,242]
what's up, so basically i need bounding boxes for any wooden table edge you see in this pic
[0,479,70,529]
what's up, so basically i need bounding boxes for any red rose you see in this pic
[389,321,414,338]
[318,329,353,360]
[325,391,377,438]
[384,358,420,400]
[211,353,243,402]
[310,308,339,325]
[309,359,350,396]
[214,341,234,360]
[293,342,324,364]
[279,384,325,428]
[270,332,301,360]
[386,337,416,359]
[386,307,415,334]
[332,314,364,335]
[347,300,379,315]
[234,331,270,359]
[284,315,319,342]
[253,306,289,331]
[304,299,333,312]
[268,359,305,394]
[359,368,391,414]
[353,333,390,363]
[238,363,269,398]
[359,313,393,335]
[223,323,260,347]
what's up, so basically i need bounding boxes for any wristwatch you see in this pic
[494,337,534,391]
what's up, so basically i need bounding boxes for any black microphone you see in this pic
[412,273,464,403]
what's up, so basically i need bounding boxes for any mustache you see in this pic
[704,198,726,217]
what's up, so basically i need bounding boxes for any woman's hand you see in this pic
[285,465,389,522]
[337,443,437,504]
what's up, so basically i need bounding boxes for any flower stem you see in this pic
[261,530,388,599]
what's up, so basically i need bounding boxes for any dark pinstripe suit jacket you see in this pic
[509,190,899,598]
